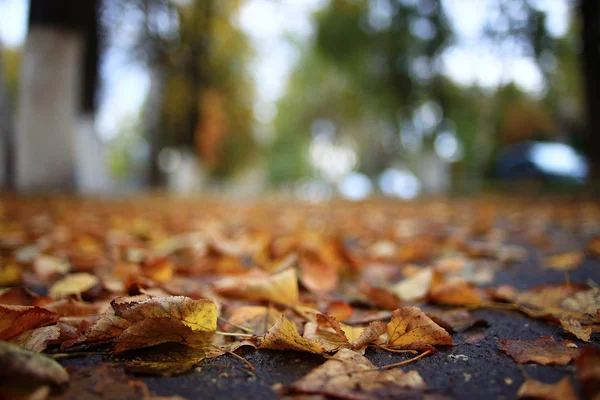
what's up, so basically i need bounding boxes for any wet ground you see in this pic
[59,254,600,399]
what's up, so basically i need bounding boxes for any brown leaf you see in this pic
[0,341,68,388]
[8,325,61,352]
[350,321,387,350]
[122,343,208,376]
[387,306,452,349]
[224,305,281,336]
[0,305,59,340]
[84,296,217,352]
[260,315,325,354]
[299,251,338,293]
[213,268,299,306]
[516,377,577,400]
[303,322,348,352]
[498,337,580,365]
[544,252,582,271]
[326,301,354,322]
[560,316,592,342]
[428,279,485,306]
[577,347,600,400]
[56,364,148,400]
[427,309,487,333]
[288,348,426,400]
[0,287,51,306]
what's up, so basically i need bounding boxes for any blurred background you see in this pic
[0,0,598,199]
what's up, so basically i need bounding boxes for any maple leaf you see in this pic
[49,272,99,298]
[288,348,426,400]
[213,268,299,306]
[498,337,580,365]
[516,377,577,400]
[387,306,452,350]
[0,305,59,340]
[259,315,325,354]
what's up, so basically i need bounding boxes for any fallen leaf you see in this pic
[387,306,452,350]
[326,301,354,322]
[0,341,68,388]
[516,376,577,400]
[8,325,61,352]
[121,342,218,376]
[0,262,22,285]
[463,332,487,345]
[34,255,70,280]
[388,268,432,302]
[49,272,99,298]
[56,364,148,400]
[260,315,325,354]
[544,252,582,271]
[0,287,50,306]
[84,296,217,353]
[498,337,580,365]
[298,251,338,293]
[288,348,426,400]
[577,347,600,400]
[303,322,348,352]
[427,309,487,332]
[428,279,485,306]
[587,236,600,258]
[213,268,299,306]
[225,305,282,336]
[560,316,592,342]
[349,321,387,350]
[0,305,59,340]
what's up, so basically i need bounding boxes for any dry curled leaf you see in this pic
[498,337,580,365]
[0,305,59,340]
[560,316,592,342]
[387,306,452,350]
[288,348,426,400]
[516,376,577,400]
[84,296,217,353]
[259,315,325,354]
[213,268,299,306]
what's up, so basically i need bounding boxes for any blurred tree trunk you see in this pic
[579,0,600,182]
[15,0,99,192]
[0,45,14,190]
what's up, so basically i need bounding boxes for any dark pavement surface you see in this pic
[59,255,600,399]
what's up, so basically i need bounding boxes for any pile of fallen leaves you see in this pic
[0,196,599,399]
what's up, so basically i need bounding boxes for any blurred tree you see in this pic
[15,0,100,192]
[108,0,256,185]
[578,0,600,180]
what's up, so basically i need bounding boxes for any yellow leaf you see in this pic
[214,268,299,306]
[260,315,324,354]
[545,252,582,271]
[49,273,99,298]
[387,306,452,349]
